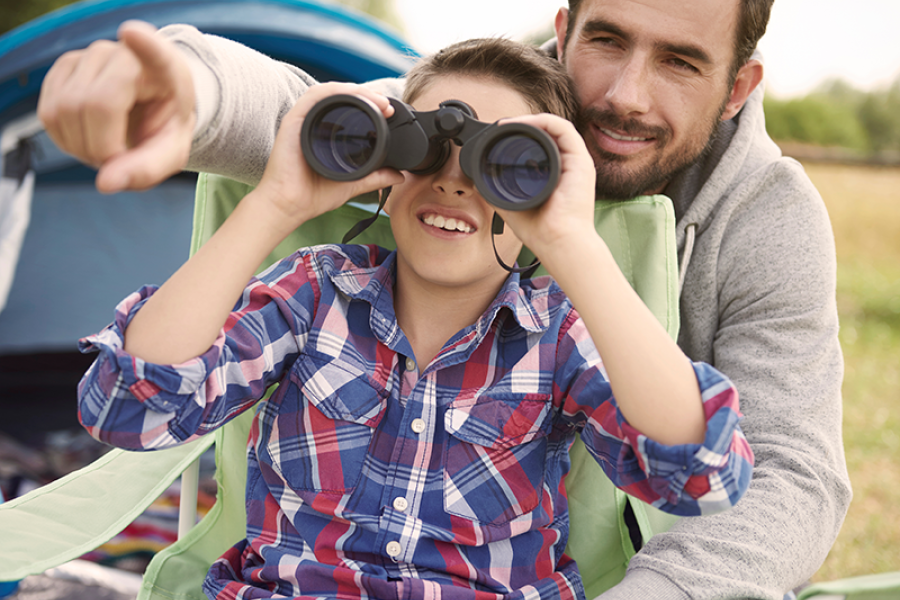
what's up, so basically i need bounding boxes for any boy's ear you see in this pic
[721,59,764,121]
[554,8,569,63]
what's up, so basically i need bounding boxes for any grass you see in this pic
[801,162,900,581]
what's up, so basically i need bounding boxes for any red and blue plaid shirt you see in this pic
[78,244,753,600]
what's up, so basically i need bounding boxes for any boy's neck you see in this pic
[392,268,508,373]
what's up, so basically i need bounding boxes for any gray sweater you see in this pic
[164,24,851,600]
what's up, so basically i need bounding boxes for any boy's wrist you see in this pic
[537,232,616,285]
[235,188,311,246]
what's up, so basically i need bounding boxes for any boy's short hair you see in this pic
[403,38,578,122]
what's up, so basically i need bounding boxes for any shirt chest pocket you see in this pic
[443,393,553,526]
[261,356,387,497]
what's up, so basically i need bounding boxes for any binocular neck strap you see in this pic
[344,200,540,278]
[342,187,392,244]
[491,213,541,277]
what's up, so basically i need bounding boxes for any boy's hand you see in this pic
[492,113,600,264]
[37,21,195,194]
[251,82,404,233]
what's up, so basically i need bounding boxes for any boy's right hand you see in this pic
[250,82,404,233]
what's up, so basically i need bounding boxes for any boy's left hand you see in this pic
[492,113,599,263]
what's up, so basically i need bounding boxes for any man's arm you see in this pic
[38,22,403,192]
[159,24,317,186]
[603,161,851,600]
[37,20,198,193]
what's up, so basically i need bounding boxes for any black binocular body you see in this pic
[299,94,561,211]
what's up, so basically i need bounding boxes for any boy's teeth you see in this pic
[422,213,472,233]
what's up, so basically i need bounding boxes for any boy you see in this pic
[78,39,752,600]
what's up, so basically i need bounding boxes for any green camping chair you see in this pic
[7,173,891,600]
[0,173,679,599]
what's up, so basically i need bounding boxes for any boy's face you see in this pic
[386,75,531,298]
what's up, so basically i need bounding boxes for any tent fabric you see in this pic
[0,0,416,356]
[0,114,40,314]
[0,0,416,121]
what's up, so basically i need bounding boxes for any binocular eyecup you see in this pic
[299,94,560,211]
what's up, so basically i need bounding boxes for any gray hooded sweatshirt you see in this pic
[163,24,851,600]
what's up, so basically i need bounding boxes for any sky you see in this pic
[392,0,900,99]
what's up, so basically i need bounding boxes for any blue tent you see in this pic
[0,0,416,361]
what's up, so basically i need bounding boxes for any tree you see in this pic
[764,94,868,152]
[0,0,79,36]
[336,0,403,32]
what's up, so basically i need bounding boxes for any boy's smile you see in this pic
[420,211,475,235]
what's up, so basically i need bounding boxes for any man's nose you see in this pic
[605,55,652,117]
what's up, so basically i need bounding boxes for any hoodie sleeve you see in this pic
[158,24,316,186]
[158,25,406,187]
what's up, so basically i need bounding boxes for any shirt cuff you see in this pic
[79,285,224,415]
[617,362,754,515]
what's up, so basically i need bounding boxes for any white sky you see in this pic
[393,0,900,98]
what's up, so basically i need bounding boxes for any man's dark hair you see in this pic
[404,37,578,122]
[565,0,774,81]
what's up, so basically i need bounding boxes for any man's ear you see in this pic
[721,59,764,121]
[554,7,569,62]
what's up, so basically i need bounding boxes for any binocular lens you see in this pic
[308,105,379,175]
[480,134,553,206]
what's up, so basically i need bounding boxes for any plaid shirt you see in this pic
[78,244,753,600]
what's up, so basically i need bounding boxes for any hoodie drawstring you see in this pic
[678,223,698,295]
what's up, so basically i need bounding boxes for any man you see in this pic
[37,1,851,599]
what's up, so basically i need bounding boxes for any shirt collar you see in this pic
[329,248,557,337]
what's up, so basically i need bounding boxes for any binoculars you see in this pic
[299,94,560,211]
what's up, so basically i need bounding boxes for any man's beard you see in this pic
[574,105,724,200]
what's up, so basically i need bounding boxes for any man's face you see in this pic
[557,0,743,199]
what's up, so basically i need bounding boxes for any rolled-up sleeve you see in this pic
[78,259,310,450]
[557,315,754,517]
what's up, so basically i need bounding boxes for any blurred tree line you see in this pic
[0,0,76,35]
[764,77,900,157]
[0,0,402,37]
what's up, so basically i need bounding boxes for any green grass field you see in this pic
[802,162,900,581]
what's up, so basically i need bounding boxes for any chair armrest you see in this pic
[0,438,212,581]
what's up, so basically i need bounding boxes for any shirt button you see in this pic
[410,418,426,434]
[405,357,416,371]
[386,541,402,558]
[393,496,409,512]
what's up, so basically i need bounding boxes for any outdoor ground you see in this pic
[802,161,900,581]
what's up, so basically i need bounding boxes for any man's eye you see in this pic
[669,58,699,73]
[591,36,619,47]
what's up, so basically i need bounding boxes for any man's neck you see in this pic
[663,118,737,220]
